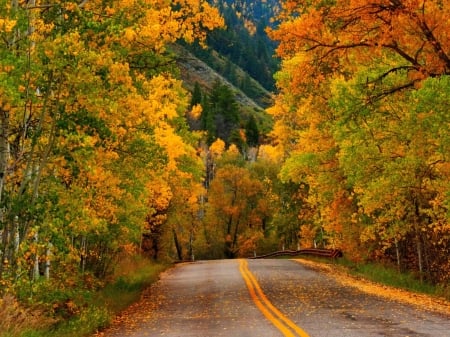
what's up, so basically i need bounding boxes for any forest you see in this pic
[0,0,449,332]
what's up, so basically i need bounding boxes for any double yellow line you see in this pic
[238,259,310,337]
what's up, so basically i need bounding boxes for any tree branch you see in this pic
[368,65,417,84]
[367,81,417,102]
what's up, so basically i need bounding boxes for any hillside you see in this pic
[173,42,273,146]
[182,0,280,104]
[171,0,280,147]
[172,44,270,111]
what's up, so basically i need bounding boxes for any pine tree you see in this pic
[191,82,202,107]
[245,115,260,147]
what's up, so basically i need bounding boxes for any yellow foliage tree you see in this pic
[0,0,224,298]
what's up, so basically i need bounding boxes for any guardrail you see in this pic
[249,248,343,259]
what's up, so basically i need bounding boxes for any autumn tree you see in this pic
[0,0,224,303]
[163,158,205,261]
[270,0,450,92]
[331,73,450,281]
[267,0,450,282]
[201,146,266,258]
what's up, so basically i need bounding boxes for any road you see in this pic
[98,259,450,337]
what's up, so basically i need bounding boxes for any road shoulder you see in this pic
[292,259,450,317]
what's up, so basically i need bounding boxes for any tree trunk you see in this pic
[33,232,40,280]
[226,215,233,236]
[172,228,183,260]
[232,218,240,255]
[414,199,424,282]
[394,237,401,272]
[0,107,10,207]
[44,244,52,280]
[422,234,431,282]
[80,236,86,273]
[415,232,423,282]
[0,224,9,278]
[188,230,194,261]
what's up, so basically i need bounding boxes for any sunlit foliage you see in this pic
[267,0,450,283]
[0,0,223,308]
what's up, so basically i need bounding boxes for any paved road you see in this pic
[99,259,450,337]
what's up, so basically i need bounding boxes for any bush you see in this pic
[0,295,50,337]
[3,256,168,337]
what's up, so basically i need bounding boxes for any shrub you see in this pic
[0,295,50,337]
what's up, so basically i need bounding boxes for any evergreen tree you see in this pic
[245,115,260,147]
[208,81,240,144]
[201,95,217,144]
[191,82,202,107]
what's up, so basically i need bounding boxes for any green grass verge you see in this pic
[13,257,170,337]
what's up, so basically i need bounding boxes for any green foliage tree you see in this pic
[331,73,450,282]
[245,115,260,147]
[190,82,203,107]
[0,0,224,318]
[201,80,240,145]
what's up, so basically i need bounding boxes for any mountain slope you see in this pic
[171,1,280,147]
[182,0,280,103]
[173,44,271,110]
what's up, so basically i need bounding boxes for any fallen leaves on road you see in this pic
[293,259,450,317]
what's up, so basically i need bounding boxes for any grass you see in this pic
[298,255,449,301]
[97,257,168,315]
[3,256,170,337]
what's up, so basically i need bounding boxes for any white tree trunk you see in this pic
[44,243,52,280]
[33,232,40,280]
[14,216,19,254]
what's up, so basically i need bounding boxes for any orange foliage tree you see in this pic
[202,147,268,258]
[268,0,449,282]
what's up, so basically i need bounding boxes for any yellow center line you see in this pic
[238,259,310,337]
[239,259,297,337]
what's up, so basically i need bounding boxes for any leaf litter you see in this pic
[292,259,450,317]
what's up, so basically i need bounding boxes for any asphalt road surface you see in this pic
[98,259,450,337]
